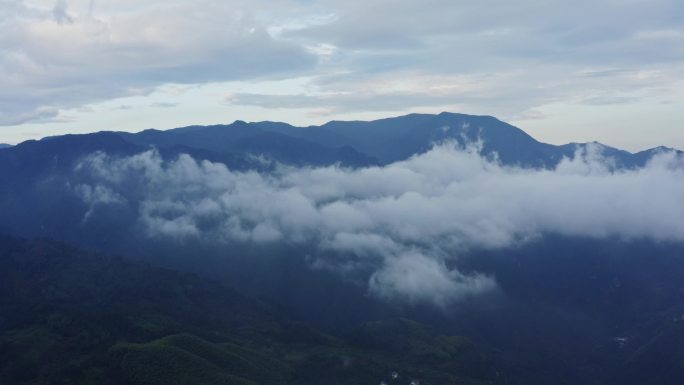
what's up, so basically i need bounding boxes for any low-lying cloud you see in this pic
[74,143,684,305]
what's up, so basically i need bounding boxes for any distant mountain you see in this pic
[315,112,558,165]
[0,131,276,185]
[0,132,139,182]
[113,112,680,168]
[118,120,378,168]
[2,113,678,179]
[0,143,11,149]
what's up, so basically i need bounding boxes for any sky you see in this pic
[1,0,683,150]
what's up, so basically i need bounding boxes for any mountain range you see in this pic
[119,112,680,168]
[2,112,679,178]
[1,112,684,385]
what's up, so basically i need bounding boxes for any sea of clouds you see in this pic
[73,143,684,306]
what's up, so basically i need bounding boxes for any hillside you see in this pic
[1,113,683,385]
[0,236,501,385]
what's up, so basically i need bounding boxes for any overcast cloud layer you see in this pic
[1,0,683,148]
[73,144,684,305]
[0,0,314,125]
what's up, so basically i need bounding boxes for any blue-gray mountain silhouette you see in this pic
[116,112,681,168]
[2,112,679,180]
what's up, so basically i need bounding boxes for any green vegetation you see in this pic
[113,334,292,385]
[0,236,502,385]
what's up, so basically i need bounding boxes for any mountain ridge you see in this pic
[4,112,680,171]
[120,111,684,163]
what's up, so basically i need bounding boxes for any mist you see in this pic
[73,142,684,305]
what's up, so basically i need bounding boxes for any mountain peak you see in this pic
[3,112,679,173]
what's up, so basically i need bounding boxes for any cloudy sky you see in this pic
[1,0,683,150]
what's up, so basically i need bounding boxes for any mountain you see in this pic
[0,112,677,249]
[454,235,684,385]
[0,235,501,385]
[2,113,678,180]
[317,112,557,165]
[1,112,684,385]
[0,131,274,184]
[117,120,378,168]
[0,132,140,183]
[3,235,683,385]
[0,143,11,149]
[114,112,681,168]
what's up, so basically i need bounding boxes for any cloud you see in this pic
[73,143,684,305]
[0,106,61,126]
[2,0,683,130]
[0,0,315,126]
[224,0,684,137]
[369,252,495,307]
[0,0,682,161]
[53,0,73,24]
[226,65,681,120]
[293,0,684,64]
[150,102,178,109]
[73,182,126,222]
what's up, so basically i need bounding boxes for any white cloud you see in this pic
[0,0,315,126]
[369,252,495,306]
[73,182,126,222]
[74,143,684,305]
